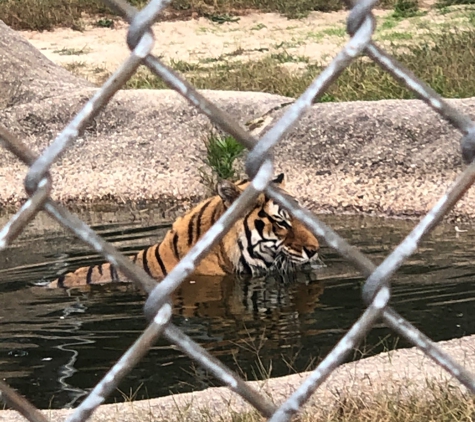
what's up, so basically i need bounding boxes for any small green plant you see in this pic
[270,52,309,63]
[53,46,90,56]
[321,26,347,37]
[204,13,240,24]
[116,383,145,402]
[251,23,267,31]
[199,132,246,191]
[378,30,413,41]
[379,16,400,30]
[64,61,87,72]
[392,0,420,18]
[95,18,114,28]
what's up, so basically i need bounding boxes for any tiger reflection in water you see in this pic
[172,271,324,320]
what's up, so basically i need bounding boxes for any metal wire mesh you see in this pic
[1,0,475,421]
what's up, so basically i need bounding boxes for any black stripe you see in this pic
[210,201,222,224]
[273,173,284,184]
[254,219,265,237]
[142,246,152,276]
[243,278,249,297]
[243,216,256,257]
[267,214,291,229]
[98,264,103,276]
[216,242,225,268]
[188,213,196,246]
[57,275,65,288]
[218,240,231,272]
[133,254,138,263]
[258,209,268,218]
[86,266,94,284]
[251,290,259,312]
[237,239,252,274]
[195,199,212,240]
[238,256,252,274]
[154,243,168,276]
[110,265,119,282]
[172,233,180,260]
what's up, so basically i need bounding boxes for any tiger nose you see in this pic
[304,247,318,259]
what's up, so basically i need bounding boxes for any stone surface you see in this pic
[1,86,474,221]
[0,20,91,108]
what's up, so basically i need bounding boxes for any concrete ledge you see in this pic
[2,333,474,421]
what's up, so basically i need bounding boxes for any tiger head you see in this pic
[217,173,320,276]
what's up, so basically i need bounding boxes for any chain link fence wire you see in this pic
[1,0,475,420]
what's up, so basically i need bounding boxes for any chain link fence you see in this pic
[1,0,475,420]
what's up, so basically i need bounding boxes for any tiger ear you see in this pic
[273,173,285,186]
[217,180,241,207]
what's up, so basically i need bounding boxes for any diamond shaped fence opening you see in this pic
[1,0,475,421]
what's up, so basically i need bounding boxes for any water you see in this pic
[0,207,475,409]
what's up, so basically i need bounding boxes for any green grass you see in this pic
[321,27,347,37]
[53,46,91,56]
[270,52,309,64]
[329,29,475,101]
[316,383,475,422]
[123,29,475,102]
[392,0,420,18]
[2,0,475,31]
[378,31,414,41]
[178,380,475,422]
[72,378,475,422]
[0,0,116,31]
[198,132,246,190]
[379,16,400,30]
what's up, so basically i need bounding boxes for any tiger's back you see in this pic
[46,174,320,288]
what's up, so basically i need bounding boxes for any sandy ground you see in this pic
[18,11,358,81]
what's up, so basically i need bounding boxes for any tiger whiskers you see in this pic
[270,253,297,276]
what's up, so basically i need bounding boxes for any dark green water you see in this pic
[0,208,475,409]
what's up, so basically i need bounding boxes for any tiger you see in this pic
[46,173,320,288]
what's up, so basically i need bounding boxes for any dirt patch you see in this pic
[19,11,353,82]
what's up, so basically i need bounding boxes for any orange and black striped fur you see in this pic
[46,174,320,288]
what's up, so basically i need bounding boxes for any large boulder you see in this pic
[0,20,91,107]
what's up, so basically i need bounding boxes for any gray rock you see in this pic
[0,20,92,108]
